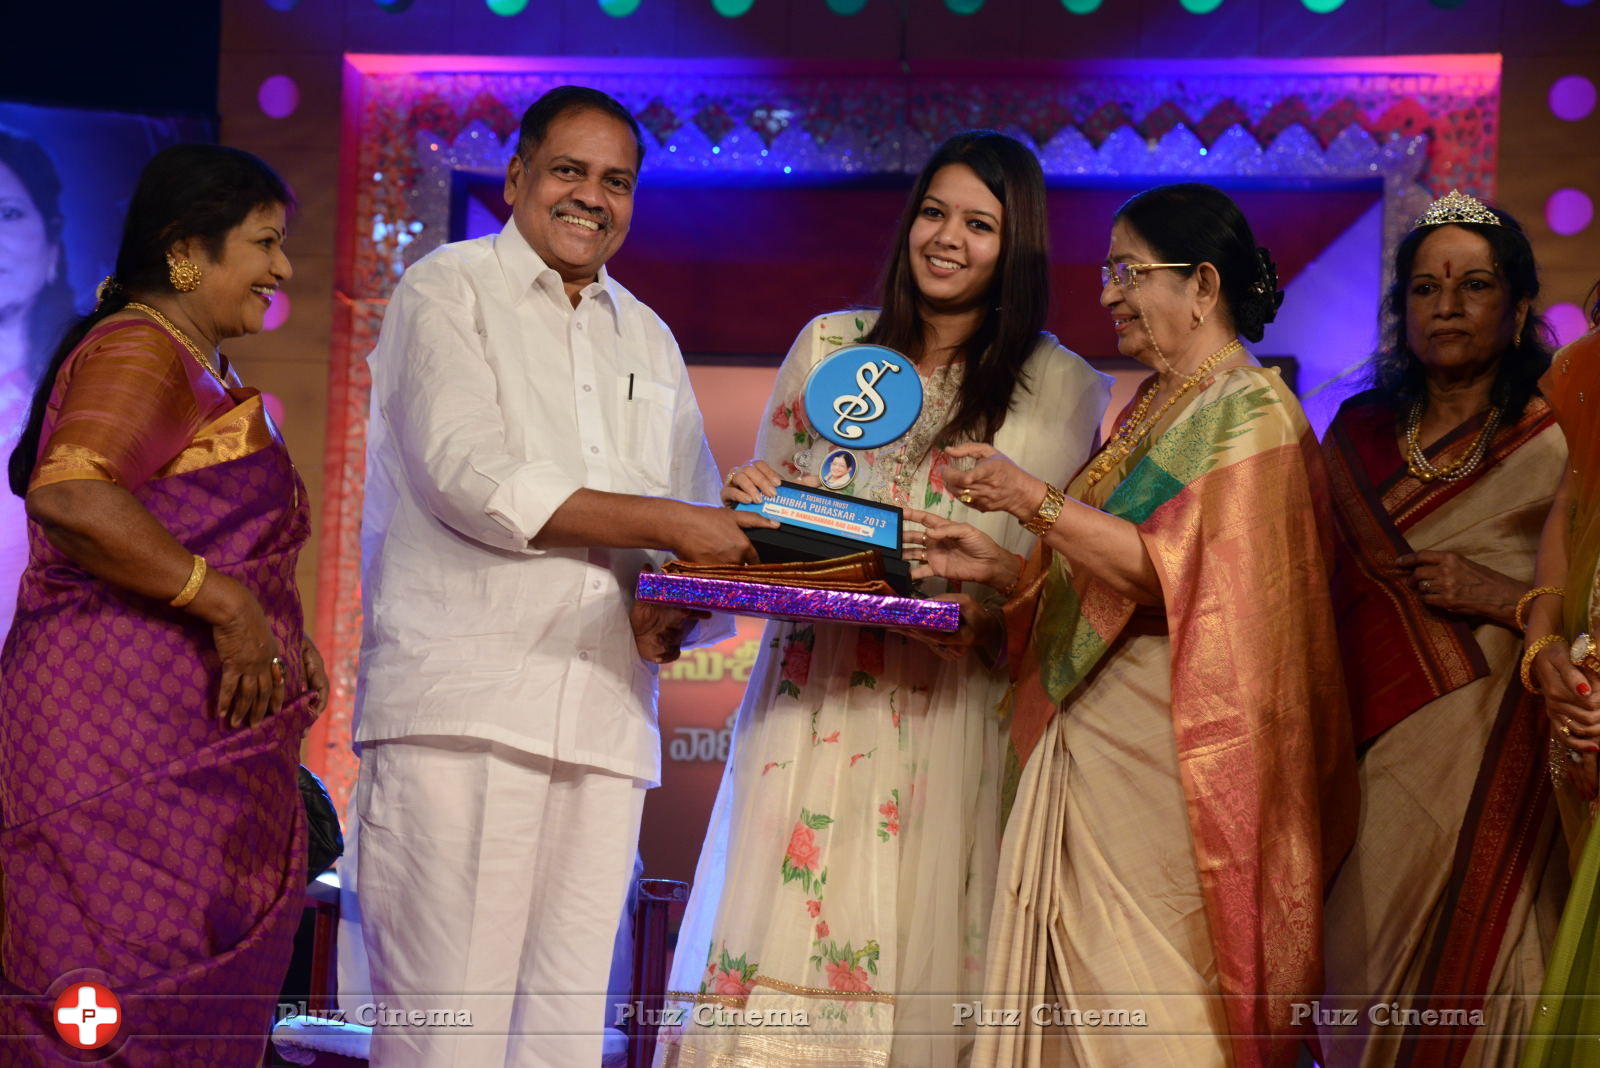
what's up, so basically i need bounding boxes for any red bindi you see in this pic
[1443,261,1453,279]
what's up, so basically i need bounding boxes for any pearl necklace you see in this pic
[1081,338,1244,490]
[1403,401,1502,484]
[124,302,228,386]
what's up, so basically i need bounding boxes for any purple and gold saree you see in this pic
[0,319,313,1064]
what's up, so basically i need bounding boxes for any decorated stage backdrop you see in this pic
[307,54,1499,881]
[0,103,210,642]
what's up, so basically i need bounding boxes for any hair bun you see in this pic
[1236,246,1283,342]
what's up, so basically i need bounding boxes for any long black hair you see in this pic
[1368,206,1551,419]
[8,144,294,497]
[864,130,1050,446]
[0,130,77,383]
[1113,182,1284,344]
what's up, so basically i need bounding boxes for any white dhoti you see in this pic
[352,735,646,1068]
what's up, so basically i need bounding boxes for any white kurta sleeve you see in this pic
[372,259,582,554]
[661,329,740,649]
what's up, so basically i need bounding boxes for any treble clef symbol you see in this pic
[832,361,901,440]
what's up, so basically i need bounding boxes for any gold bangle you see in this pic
[1522,633,1567,694]
[1515,585,1566,632]
[170,554,207,608]
[1022,484,1066,537]
[998,552,1025,599]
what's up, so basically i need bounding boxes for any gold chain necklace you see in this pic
[1403,401,1501,483]
[1081,338,1244,489]
[123,302,228,386]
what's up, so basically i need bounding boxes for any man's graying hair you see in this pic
[515,86,646,169]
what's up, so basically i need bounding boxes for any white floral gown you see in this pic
[656,312,1109,1068]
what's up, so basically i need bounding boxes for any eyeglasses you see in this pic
[1099,262,1194,289]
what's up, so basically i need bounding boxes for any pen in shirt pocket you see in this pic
[627,373,634,400]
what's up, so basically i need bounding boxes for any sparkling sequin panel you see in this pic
[636,572,962,632]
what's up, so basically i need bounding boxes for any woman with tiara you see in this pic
[1318,191,1568,1067]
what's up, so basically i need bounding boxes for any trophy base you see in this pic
[745,526,913,595]
[636,572,959,632]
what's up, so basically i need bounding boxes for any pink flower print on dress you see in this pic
[815,920,830,939]
[877,790,901,841]
[771,404,791,431]
[806,899,821,918]
[781,809,833,894]
[928,448,951,496]
[786,824,820,872]
[825,960,873,992]
[778,627,815,699]
[712,968,754,997]
[855,628,885,677]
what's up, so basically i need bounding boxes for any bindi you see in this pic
[1443,261,1453,279]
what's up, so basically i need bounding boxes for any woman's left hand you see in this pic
[302,635,330,715]
[895,592,1001,662]
[943,443,1050,521]
[1396,550,1525,626]
[902,508,1019,592]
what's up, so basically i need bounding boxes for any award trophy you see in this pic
[635,344,959,632]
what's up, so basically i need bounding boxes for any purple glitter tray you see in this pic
[636,572,961,632]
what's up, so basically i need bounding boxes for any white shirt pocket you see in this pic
[617,376,676,494]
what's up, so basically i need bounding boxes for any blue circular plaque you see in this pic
[801,344,923,450]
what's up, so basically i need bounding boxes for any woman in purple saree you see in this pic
[0,144,326,1065]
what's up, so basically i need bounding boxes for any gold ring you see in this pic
[1563,721,1573,737]
[1420,580,1432,593]
[959,493,973,504]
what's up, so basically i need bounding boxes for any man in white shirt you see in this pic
[351,86,771,1067]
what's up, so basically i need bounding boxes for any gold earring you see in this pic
[1514,323,1524,347]
[167,254,202,293]
[1194,312,1206,329]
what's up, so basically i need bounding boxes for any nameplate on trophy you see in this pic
[735,483,899,552]
[736,482,910,594]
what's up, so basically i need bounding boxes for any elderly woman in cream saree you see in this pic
[913,184,1357,1068]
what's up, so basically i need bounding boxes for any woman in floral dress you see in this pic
[656,131,1110,1067]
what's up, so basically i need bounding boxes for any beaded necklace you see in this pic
[1403,401,1502,484]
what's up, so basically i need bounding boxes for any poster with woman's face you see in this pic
[0,102,207,633]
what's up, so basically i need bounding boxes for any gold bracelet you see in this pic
[170,554,208,608]
[1022,484,1066,536]
[1515,585,1566,632]
[1522,633,1567,694]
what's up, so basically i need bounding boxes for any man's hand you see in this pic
[630,602,710,664]
[668,503,777,565]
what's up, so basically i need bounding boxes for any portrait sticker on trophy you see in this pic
[819,449,856,491]
[636,344,959,632]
